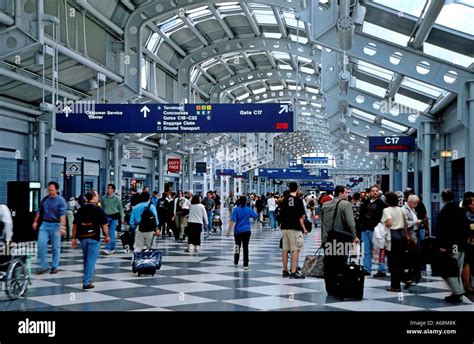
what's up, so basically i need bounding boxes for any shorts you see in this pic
[281,229,304,251]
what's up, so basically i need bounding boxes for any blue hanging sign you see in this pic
[56,103,294,133]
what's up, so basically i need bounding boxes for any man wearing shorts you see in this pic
[279,182,308,279]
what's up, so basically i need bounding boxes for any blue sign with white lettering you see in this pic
[300,181,334,190]
[369,136,415,152]
[302,157,328,165]
[257,168,330,180]
[56,103,293,133]
[216,169,235,176]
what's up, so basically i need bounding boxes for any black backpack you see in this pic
[139,203,157,232]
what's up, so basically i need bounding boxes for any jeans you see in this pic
[105,217,118,251]
[80,238,101,286]
[361,230,386,273]
[37,222,61,270]
[234,231,251,267]
[269,211,277,229]
[206,211,213,232]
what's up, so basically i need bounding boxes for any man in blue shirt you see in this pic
[130,192,160,252]
[32,181,67,274]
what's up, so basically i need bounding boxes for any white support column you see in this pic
[38,121,46,196]
[208,157,214,191]
[439,134,446,194]
[188,155,193,192]
[422,122,432,229]
[158,149,164,194]
[203,173,208,195]
[220,175,224,196]
[467,82,474,191]
[238,178,242,195]
[414,149,420,195]
[114,139,120,190]
[233,178,237,194]
[257,178,261,195]
[389,153,395,192]
[401,152,408,191]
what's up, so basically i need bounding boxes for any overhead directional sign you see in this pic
[56,103,294,133]
[300,181,335,190]
[216,169,235,176]
[302,156,329,165]
[256,168,331,180]
[369,136,416,152]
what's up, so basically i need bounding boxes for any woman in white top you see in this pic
[381,192,411,292]
[185,195,208,253]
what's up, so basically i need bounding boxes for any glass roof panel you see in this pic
[401,77,448,98]
[373,0,428,17]
[262,32,282,39]
[352,108,376,121]
[436,2,474,35]
[423,43,474,68]
[358,60,394,81]
[355,79,387,98]
[253,9,277,25]
[362,22,410,46]
[300,66,315,74]
[381,119,408,132]
[394,93,430,112]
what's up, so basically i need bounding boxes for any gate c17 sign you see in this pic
[369,136,415,152]
[167,159,181,173]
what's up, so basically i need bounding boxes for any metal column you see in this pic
[257,178,261,195]
[28,129,35,181]
[422,122,432,227]
[439,134,446,193]
[220,176,224,196]
[389,153,395,192]
[467,82,474,191]
[188,155,193,192]
[151,151,157,192]
[113,139,120,190]
[414,149,420,195]
[238,178,242,195]
[159,149,164,194]
[38,121,46,196]
[401,152,408,191]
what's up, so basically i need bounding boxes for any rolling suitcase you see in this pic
[132,249,162,276]
[336,260,365,300]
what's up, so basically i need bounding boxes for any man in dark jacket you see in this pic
[358,185,386,276]
[437,189,467,303]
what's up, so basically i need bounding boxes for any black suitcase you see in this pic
[336,261,365,300]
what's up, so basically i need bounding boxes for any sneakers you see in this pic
[282,270,290,278]
[373,271,387,278]
[296,266,302,273]
[50,268,59,274]
[289,271,305,279]
[83,284,95,290]
[244,266,249,271]
[103,249,111,255]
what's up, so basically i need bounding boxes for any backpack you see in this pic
[139,203,157,232]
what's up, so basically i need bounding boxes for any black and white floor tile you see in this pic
[1,212,472,312]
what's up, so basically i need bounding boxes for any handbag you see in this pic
[304,218,313,233]
[301,246,324,278]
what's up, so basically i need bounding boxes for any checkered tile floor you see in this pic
[1,212,472,311]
